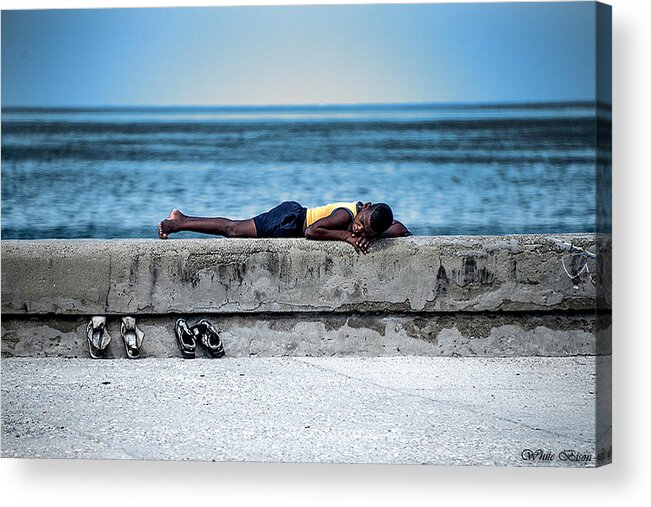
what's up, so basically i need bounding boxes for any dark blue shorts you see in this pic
[253,201,307,238]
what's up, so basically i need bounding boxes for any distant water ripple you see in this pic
[1,103,610,239]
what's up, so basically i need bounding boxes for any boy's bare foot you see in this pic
[158,219,173,239]
[168,209,187,221]
[158,209,187,239]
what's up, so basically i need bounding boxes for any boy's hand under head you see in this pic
[345,231,374,254]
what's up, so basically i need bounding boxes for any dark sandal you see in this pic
[175,318,196,359]
[192,319,225,358]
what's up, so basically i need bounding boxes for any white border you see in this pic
[1,0,649,505]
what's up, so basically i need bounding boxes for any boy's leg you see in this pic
[158,209,257,239]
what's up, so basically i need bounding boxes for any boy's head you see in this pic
[352,202,393,238]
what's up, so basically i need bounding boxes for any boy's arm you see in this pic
[380,220,411,238]
[304,209,368,254]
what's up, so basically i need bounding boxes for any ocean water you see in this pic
[1,103,610,239]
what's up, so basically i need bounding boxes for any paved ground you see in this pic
[1,356,609,466]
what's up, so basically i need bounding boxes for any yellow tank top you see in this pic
[305,201,360,228]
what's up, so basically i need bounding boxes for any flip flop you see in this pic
[175,318,196,359]
[120,316,145,359]
[192,319,225,358]
[86,316,111,359]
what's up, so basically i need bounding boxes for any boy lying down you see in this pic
[158,200,410,254]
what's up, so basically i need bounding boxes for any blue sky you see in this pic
[1,2,606,106]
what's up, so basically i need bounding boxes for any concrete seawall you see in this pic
[1,234,611,358]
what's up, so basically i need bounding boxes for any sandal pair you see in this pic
[86,316,144,359]
[175,318,224,359]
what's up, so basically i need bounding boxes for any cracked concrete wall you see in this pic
[1,235,611,357]
[1,234,609,315]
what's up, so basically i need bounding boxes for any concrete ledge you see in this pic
[2,234,607,315]
[1,235,611,357]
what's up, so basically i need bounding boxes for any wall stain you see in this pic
[436,265,449,298]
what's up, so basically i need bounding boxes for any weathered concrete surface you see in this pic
[1,235,611,357]
[1,235,608,315]
[1,312,604,358]
[0,356,611,466]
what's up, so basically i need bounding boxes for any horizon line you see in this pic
[1,99,611,111]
